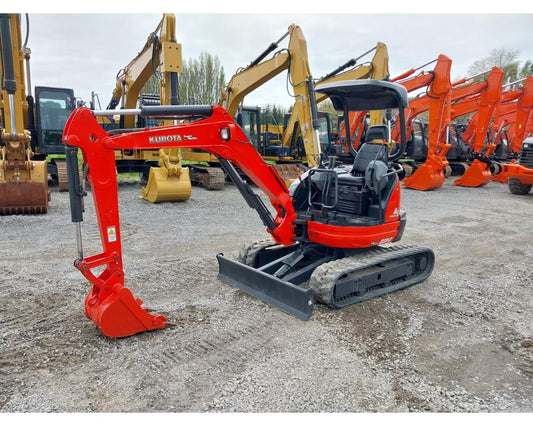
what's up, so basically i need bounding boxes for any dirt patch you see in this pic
[0,178,532,412]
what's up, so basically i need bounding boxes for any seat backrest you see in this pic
[365,125,388,143]
[352,142,388,175]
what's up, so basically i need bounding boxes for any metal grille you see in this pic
[520,145,533,168]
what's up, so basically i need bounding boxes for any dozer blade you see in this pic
[403,163,445,191]
[0,180,49,214]
[140,166,191,203]
[216,253,314,321]
[453,159,492,187]
[85,284,167,338]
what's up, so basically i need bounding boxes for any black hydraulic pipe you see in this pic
[247,29,290,68]
[0,14,17,95]
[140,104,213,117]
[217,158,276,232]
[65,145,84,223]
[307,77,320,130]
[321,58,356,81]
[170,72,179,105]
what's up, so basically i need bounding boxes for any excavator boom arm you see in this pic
[64,106,296,247]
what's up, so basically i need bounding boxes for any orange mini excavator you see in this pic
[63,80,434,337]
[390,55,453,190]
[446,67,505,187]
[499,76,533,194]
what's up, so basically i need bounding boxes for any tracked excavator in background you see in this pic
[500,76,533,194]
[389,55,453,190]
[282,42,390,165]
[0,13,75,214]
[489,77,533,183]
[63,79,434,338]
[95,13,192,202]
[445,67,504,187]
[182,24,390,186]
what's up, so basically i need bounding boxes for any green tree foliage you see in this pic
[260,104,287,127]
[180,52,225,105]
[520,60,533,79]
[142,52,225,105]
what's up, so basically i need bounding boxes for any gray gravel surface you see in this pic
[0,177,532,412]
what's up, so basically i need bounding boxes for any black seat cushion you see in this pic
[352,142,388,176]
[364,125,388,143]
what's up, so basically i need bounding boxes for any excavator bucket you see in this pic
[140,166,191,203]
[0,161,49,214]
[85,284,167,338]
[453,159,492,187]
[402,163,445,191]
[140,149,191,203]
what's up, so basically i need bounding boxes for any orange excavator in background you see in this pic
[446,67,504,187]
[390,55,453,190]
[499,76,533,194]
[63,79,435,338]
[460,79,523,171]
[489,77,533,183]
[0,13,75,214]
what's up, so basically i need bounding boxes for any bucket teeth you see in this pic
[0,181,49,215]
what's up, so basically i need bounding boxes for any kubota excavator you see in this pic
[63,79,434,338]
[96,13,192,202]
[1,14,76,213]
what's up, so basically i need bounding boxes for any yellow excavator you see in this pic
[180,24,320,188]
[181,26,389,186]
[0,13,75,214]
[93,13,191,203]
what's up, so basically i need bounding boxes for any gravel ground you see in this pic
[0,176,532,413]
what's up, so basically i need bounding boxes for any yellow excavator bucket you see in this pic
[140,148,191,203]
[0,158,49,214]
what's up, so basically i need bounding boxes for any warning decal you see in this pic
[107,226,117,242]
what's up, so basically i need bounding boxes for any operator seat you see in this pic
[364,125,388,143]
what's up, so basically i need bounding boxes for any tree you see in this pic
[179,52,225,105]
[520,60,533,79]
[142,52,225,105]
[467,48,520,84]
[260,104,287,127]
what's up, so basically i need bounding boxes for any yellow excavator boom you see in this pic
[0,13,48,214]
[100,13,191,203]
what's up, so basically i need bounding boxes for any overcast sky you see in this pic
[10,2,533,110]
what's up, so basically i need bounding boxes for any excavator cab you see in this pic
[290,79,408,234]
[33,86,76,154]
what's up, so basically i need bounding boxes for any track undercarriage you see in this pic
[218,240,435,320]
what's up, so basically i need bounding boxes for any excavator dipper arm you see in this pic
[63,105,300,337]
